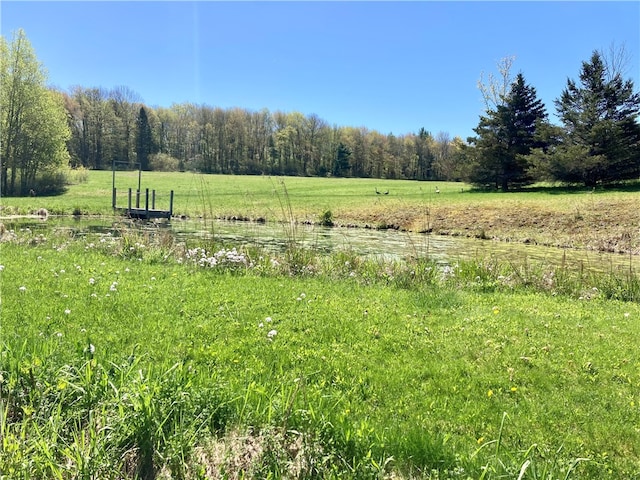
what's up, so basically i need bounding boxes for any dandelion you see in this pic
[510,386,518,393]
[19,286,26,292]
[267,329,277,339]
[487,390,493,398]
[492,306,500,315]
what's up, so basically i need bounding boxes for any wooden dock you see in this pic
[112,188,174,220]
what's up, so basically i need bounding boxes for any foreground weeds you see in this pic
[1,224,639,478]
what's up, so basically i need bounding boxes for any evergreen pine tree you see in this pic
[333,142,351,177]
[547,51,640,186]
[135,106,154,171]
[467,73,547,190]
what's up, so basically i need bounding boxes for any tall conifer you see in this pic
[467,73,547,190]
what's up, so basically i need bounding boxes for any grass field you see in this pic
[1,216,639,478]
[2,170,639,254]
[1,171,640,478]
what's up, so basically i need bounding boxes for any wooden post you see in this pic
[169,190,174,218]
[145,188,149,215]
[152,190,156,210]
[112,188,116,210]
[136,190,140,209]
[128,188,132,211]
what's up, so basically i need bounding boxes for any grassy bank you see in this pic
[1,171,639,254]
[1,224,639,478]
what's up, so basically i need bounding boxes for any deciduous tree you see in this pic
[0,30,70,196]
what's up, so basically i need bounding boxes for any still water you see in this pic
[6,215,639,275]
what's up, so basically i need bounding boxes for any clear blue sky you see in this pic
[2,1,639,139]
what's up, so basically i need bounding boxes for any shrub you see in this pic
[318,210,334,227]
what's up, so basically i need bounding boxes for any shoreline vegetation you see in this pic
[1,172,639,478]
[1,171,639,256]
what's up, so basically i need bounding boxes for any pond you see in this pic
[4,215,639,275]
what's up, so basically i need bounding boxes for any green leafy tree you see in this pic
[1,30,70,196]
[467,73,547,190]
[67,86,117,170]
[110,86,142,168]
[535,51,640,186]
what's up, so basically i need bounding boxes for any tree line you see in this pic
[2,29,639,197]
[62,87,460,181]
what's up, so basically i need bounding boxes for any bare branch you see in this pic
[478,55,516,110]
[599,42,631,81]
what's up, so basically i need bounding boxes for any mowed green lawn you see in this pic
[5,170,634,219]
[3,170,463,218]
[1,224,639,478]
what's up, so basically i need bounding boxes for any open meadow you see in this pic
[1,172,640,478]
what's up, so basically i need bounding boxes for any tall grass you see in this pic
[1,223,639,478]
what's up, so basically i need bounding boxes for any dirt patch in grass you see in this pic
[337,197,640,255]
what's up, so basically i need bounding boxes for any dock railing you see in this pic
[112,188,174,220]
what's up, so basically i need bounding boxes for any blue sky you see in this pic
[2,1,639,139]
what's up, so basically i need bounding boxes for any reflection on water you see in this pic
[4,215,639,274]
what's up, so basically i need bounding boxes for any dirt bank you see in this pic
[340,198,640,255]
